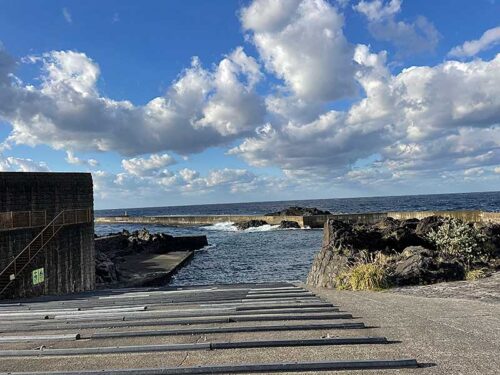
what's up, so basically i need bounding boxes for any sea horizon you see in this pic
[96,190,500,214]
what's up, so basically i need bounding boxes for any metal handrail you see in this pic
[0,210,47,230]
[0,208,92,295]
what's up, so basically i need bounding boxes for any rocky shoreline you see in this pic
[95,229,208,287]
[307,216,500,290]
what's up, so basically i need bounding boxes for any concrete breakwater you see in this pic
[96,210,500,229]
[96,214,306,227]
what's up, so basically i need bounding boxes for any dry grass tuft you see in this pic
[465,269,487,281]
[336,262,388,291]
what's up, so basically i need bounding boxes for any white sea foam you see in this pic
[202,222,238,231]
[202,221,311,232]
[244,224,280,232]
[202,222,280,232]
[197,243,217,251]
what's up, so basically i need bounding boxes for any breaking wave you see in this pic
[202,222,239,231]
[201,222,281,232]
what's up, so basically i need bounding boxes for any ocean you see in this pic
[95,191,500,286]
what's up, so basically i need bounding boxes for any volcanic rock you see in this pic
[95,251,120,284]
[236,220,268,230]
[389,246,465,286]
[279,220,301,229]
[266,206,331,216]
[307,216,477,289]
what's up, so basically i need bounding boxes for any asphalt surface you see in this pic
[308,283,500,375]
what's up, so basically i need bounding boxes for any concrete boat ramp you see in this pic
[0,283,423,374]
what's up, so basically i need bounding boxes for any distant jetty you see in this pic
[95,209,500,229]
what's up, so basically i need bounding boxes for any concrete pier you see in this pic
[96,210,500,229]
[112,250,195,288]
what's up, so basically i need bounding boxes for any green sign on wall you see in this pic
[32,268,45,285]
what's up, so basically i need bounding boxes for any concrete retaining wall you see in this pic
[0,173,95,299]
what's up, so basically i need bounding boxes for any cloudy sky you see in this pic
[0,0,499,209]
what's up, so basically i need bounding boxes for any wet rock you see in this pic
[279,220,301,229]
[236,220,268,230]
[266,206,331,216]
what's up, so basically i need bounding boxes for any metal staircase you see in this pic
[0,208,91,296]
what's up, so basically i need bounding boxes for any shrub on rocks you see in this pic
[427,219,489,269]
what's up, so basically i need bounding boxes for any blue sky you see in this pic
[0,0,499,209]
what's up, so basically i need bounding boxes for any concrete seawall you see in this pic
[96,210,500,229]
[96,214,307,227]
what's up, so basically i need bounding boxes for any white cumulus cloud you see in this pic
[354,0,440,56]
[354,0,401,21]
[241,0,356,102]
[448,26,500,58]
[0,155,50,172]
[121,153,176,177]
[0,46,265,156]
[231,47,500,180]
[65,151,99,167]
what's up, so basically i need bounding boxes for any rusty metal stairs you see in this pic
[0,209,91,296]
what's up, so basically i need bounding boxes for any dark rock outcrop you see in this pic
[95,251,120,284]
[482,223,500,260]
[96,229,207,258]
[236,220,268,230]
[389,246,465,286]
[266,206,331,216]
[279,220,301,229]
[307,216,496,289]
[415,216,446,237]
